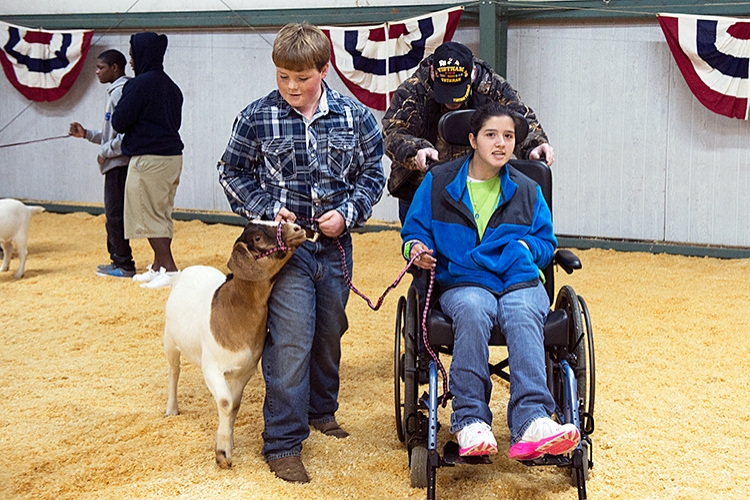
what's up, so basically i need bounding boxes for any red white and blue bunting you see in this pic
[658,13,750,120]
[321,6,463,111]
[0,21,93,102]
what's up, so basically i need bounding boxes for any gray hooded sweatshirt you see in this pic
[84,74,131,174]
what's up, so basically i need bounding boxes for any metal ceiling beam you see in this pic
[1,2,748,31]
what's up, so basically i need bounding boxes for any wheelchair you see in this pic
[393,110,595,500]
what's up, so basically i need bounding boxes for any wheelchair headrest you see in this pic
[437,109,529,147]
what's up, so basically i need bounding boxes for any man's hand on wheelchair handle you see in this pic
[415,148,439,171]
[529,143,555,166]
[410,242,436,270]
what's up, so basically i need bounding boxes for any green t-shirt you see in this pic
[467,175,501,239]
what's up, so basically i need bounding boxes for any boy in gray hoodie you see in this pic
[69,49,135,278]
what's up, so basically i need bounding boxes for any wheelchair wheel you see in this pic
[409,445,429,488]
[403,286,420,439]
[577,295,595,420]
[394,287,420,444]
[394,296,406,442]
[555,285,594,418]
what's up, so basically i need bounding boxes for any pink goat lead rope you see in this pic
[419,266,449,407]
[253,222,288,260]
[294,216,450,404]
[334,237,424,311]
[332,235,450,407]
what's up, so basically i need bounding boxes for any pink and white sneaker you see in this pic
[508,417,580,461]
[456,421,498,457]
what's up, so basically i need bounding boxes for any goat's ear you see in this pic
[227,242,272,281]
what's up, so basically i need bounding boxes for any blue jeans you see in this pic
[261,234,352,461]
[439,281,555,444]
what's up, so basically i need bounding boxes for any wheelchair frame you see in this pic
[393,139,595,500]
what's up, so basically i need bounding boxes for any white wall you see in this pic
[508,21,750,247]
[2,19,750,246]
[0,28,401,223]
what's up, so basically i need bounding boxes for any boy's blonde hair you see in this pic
[272,23,330,72]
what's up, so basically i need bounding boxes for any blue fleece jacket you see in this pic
[112,32,183,156]
[401,154,557,295]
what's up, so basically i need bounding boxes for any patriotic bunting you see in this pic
[0,21,93,102]
[321,6,463,110]
[658,13,750,120]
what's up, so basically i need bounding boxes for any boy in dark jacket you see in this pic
[112,32,184,289]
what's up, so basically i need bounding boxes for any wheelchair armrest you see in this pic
[554,249,582,275]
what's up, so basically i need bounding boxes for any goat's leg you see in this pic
[164,333,181,416]
[0,241,11,272]
[203,364,235,469]
[13,235,28,279]
[226,373,253,451]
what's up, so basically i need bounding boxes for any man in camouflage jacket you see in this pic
[382,41,554,222]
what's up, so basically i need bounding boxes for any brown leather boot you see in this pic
[268,455,310,483]
[312,420,349,439]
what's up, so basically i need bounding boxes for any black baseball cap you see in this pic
[432,41,473,104]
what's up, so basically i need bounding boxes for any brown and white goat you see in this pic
[163,220,306,468]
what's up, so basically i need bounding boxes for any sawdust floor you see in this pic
[1,211,749,499]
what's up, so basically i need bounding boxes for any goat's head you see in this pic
[227,220,306,281]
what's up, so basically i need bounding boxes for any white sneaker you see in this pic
[456,421,498,457]
[508,417,580,460]
[140,269,179,289]
[132,265,164,283]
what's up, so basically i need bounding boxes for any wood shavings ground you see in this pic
[1,212,748,499]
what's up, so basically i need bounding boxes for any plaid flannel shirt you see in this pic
[218,84,385,231]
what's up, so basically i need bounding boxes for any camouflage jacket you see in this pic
[382,56,549,201]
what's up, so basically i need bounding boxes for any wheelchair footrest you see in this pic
[441,441,493,466]
[519,454,571,467]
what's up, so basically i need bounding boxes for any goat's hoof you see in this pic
[216,450,232,469]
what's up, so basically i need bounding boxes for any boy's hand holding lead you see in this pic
[275,207,297,224]
[317,210,345,238]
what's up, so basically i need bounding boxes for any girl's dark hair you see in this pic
[97,49,127,71]
[469,102,528,143]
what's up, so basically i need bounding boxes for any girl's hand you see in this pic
[410,242,436,270]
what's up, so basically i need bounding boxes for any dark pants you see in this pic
[104,166,135,271]
[398,198,411,225]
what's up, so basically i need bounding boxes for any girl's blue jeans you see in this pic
[439,281,556,444]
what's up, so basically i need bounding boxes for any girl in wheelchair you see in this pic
[400,102,580,460]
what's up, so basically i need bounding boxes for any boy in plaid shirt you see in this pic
[217,22,385,483]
